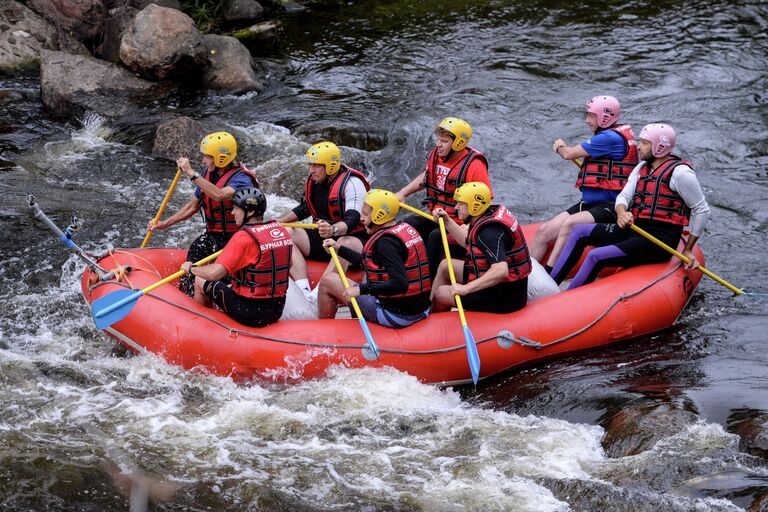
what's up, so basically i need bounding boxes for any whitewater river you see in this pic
[1,0,767,510]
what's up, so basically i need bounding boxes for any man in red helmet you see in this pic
[550,123,710,289]
[531,96,638,274]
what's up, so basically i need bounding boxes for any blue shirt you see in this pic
[579,129,627,204]
[580,129,627,160]
[194,167,255,200]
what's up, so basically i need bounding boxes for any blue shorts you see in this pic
[354,295,429,329]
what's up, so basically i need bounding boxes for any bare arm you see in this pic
[553,139,589,161]
[181,262,228,281]
[396,171,426,202]
[276,210,299,223]
[456,261,508,294]
[150,196,200,231]
[432,208,467,248]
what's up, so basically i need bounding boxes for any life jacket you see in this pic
[231,221,293,299]
[199,164,259,234]
[361,221,431,298]
[303,165,370,234]
[575,124,638,191]
[423,147,488,221]
[630,156,692,226]
[464,205,532,282]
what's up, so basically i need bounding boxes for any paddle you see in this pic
[328,246,380,359]
[398,202,434,221]
[91,250,223,329]
[280,222,319,229]
[141,168,183,248]
[628,223,747,295]
[568,159,758,296]
[438,217,480,385]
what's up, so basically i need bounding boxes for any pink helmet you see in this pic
[639,123,676,157]
[586,95,621,129]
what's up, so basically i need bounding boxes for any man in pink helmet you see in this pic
[549,123,710,289]
[531,95,638,274]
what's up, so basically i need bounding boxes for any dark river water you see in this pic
[2,0,768,510]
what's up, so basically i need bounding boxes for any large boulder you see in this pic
[222,0,263,25]
[0,0,87,71]
[40,49,171,119]
[200,34,263,94]
[98,5,139,63]
[26,0,106,42]
[151,116,206,162]
[119,4,206,81]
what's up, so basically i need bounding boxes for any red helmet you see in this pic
[586,96,621,129]
[639,123,676,158]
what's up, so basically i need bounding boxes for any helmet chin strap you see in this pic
[440,149,454,163]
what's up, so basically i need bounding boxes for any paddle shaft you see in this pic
[438,218,469,325]
[568,159,744,294]
[329,247,365,319]
[629,224,742,295]
[141,168,183,248]
[93,249,223,319]
[398,202,434,221]
[280,222,319,229]
[329,246,379,357]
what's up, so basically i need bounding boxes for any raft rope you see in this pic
[478,264,683,350]
[90,263,685,355]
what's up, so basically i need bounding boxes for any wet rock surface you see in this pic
[119,4,206,81]
[200,34,263,94]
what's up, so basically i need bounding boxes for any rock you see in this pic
[0,0,87,71]
[119,4,206,82]
[40,49,171,120]
[98,5,138,63]
[201,34,263,94]
[151,116,206,162]
[222,0,263,24]
[231,20,281,53]
[26,0,107,42]
[129,0,180,9]
[729,412,768,458]
[601,403,699,458]
[293,122,387,152]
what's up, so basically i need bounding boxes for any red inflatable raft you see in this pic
[81,225,704,385]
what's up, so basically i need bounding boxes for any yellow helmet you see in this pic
[364,189,400,225]
[454,182,491,217]
[200,132,237,167]
[437,117,472,151]
[306,141,341,176]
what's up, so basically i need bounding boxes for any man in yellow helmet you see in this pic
[432,182,531,314]
[276,141,371,302]
[147,132,259,296]
[317,189,432,327]
[395,117,493,278]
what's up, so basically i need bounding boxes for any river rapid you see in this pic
[1,0,768,510]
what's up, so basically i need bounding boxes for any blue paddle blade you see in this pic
[91,289,142,329]
[464,325,480,385]
[357,317,380,359]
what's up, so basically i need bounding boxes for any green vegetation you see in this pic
[179,0,224,32]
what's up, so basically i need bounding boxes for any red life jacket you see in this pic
[464,205,532,283]
[575,124,639,191]
[231,221,293,299]
[361,221,431,298]
[630,157,692,226]
[423,147,488,221]
[303,165,371,234]
[199,165,259,234]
